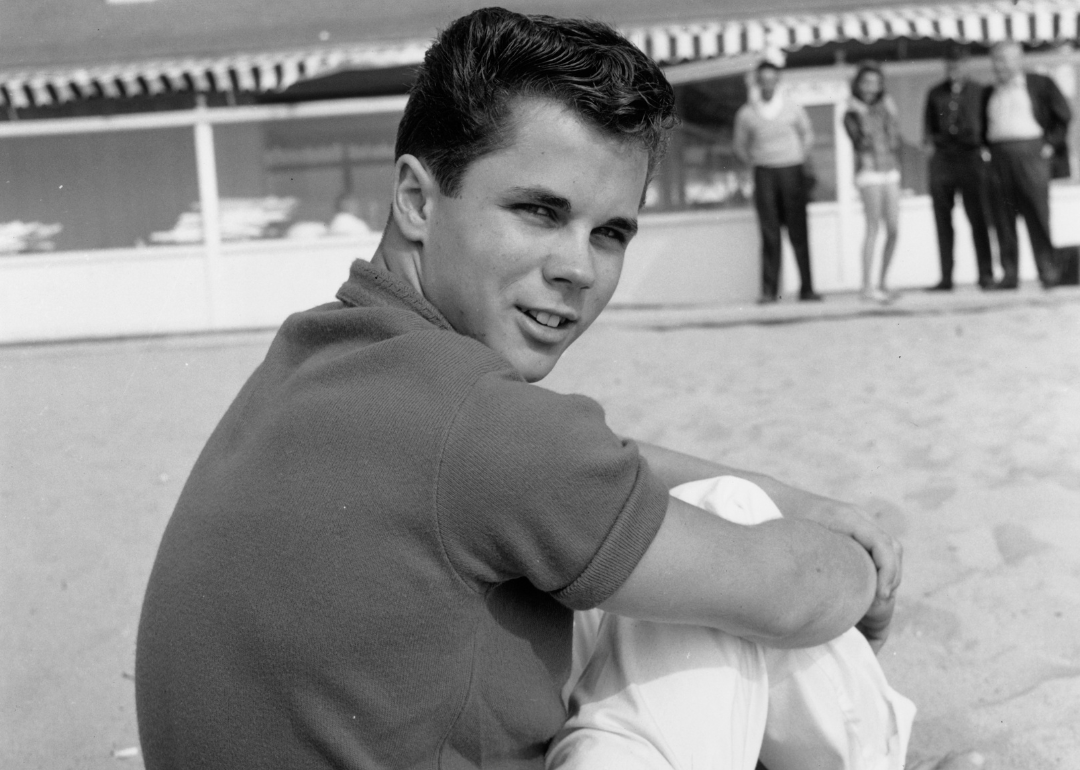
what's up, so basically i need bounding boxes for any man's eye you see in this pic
[594,228,628,246]
[516,204,554,219]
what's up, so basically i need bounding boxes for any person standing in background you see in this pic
[844,62,903,304]
[923,48,994,291]
[734,61,822,304]
[981,40,1072,290]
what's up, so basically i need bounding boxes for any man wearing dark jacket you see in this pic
[982,41,1072,289]
[923,49,994,290]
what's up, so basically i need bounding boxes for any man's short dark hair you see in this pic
[395,7,677,196]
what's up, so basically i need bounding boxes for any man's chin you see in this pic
[519,360,558,383]
[509,350,561,383]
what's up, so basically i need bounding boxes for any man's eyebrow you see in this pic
[604,216,639,238]
[507,186,572,212]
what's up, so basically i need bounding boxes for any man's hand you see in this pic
[1041,143,1055,160]
[795,494,903,606]
[856,592,895,654]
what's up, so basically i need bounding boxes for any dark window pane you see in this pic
[0,128,197,253]
[211,112,399,243]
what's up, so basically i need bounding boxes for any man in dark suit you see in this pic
[923,48,994,291]
[981,40,1072,289]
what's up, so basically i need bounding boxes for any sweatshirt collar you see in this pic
[335,259,453,332]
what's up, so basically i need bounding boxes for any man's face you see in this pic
[757,68,780,101]
[946,58,966,83]
[416,98,649,382]
[991,45,1022,84]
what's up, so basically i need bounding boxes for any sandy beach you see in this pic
[3,287,1079,769]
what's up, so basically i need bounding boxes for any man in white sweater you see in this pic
[734,62,820,303]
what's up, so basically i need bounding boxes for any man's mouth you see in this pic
[523,308,571,329]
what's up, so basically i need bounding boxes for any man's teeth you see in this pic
[529,310,564,328]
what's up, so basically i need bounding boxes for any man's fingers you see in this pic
[869,535,903,598]
[856,616,890,655]
[847,519,903,598]
[806,498,904,599]
[857,593,895,655]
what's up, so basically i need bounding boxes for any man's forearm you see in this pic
[732,124,751,168]
[634,438,905,624]
[601,494,878,648]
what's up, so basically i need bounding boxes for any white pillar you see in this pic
[833,97,857,289]
[194,96,223,327]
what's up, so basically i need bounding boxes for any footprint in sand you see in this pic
[993,523,1049,565]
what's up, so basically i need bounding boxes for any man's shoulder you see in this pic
[276,300,516,402]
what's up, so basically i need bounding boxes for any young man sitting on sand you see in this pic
[136,8,981,769]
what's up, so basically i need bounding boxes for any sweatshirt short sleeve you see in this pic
[435,369,669,610]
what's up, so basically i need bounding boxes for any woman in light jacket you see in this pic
[844,62,902,303]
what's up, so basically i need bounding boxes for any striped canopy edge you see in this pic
[1,0,1077,108]
[628,0,1080,65]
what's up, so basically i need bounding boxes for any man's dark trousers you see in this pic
[754,164,814,299]
[987,139,1057,285]
[929,149,994,287]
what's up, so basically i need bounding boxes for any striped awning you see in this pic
[626,0,1080,66]
[2,0,1078,108]
[0,40,431,109]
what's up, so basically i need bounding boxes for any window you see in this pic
[196,111,399,245]
[0,127,197,254]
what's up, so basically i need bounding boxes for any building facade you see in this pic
[2,0,1079,343]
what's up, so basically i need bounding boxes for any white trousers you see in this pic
[547,476,916,770]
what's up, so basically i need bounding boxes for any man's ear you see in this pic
[391,154,437,243]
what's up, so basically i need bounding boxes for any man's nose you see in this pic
[542,231,596,290]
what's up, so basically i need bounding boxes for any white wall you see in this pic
[0,237,374,344]
[612,208,760,306]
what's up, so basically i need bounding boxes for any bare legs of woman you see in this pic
[858,181,901,302]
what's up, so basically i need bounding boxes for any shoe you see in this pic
[757,294,779,305]
[978,276,995,289]
[799,291,823,302]
[925,281,953,292]
[986,279,1018,291]
[1041,269,1063,289]
[860,288,890,303]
